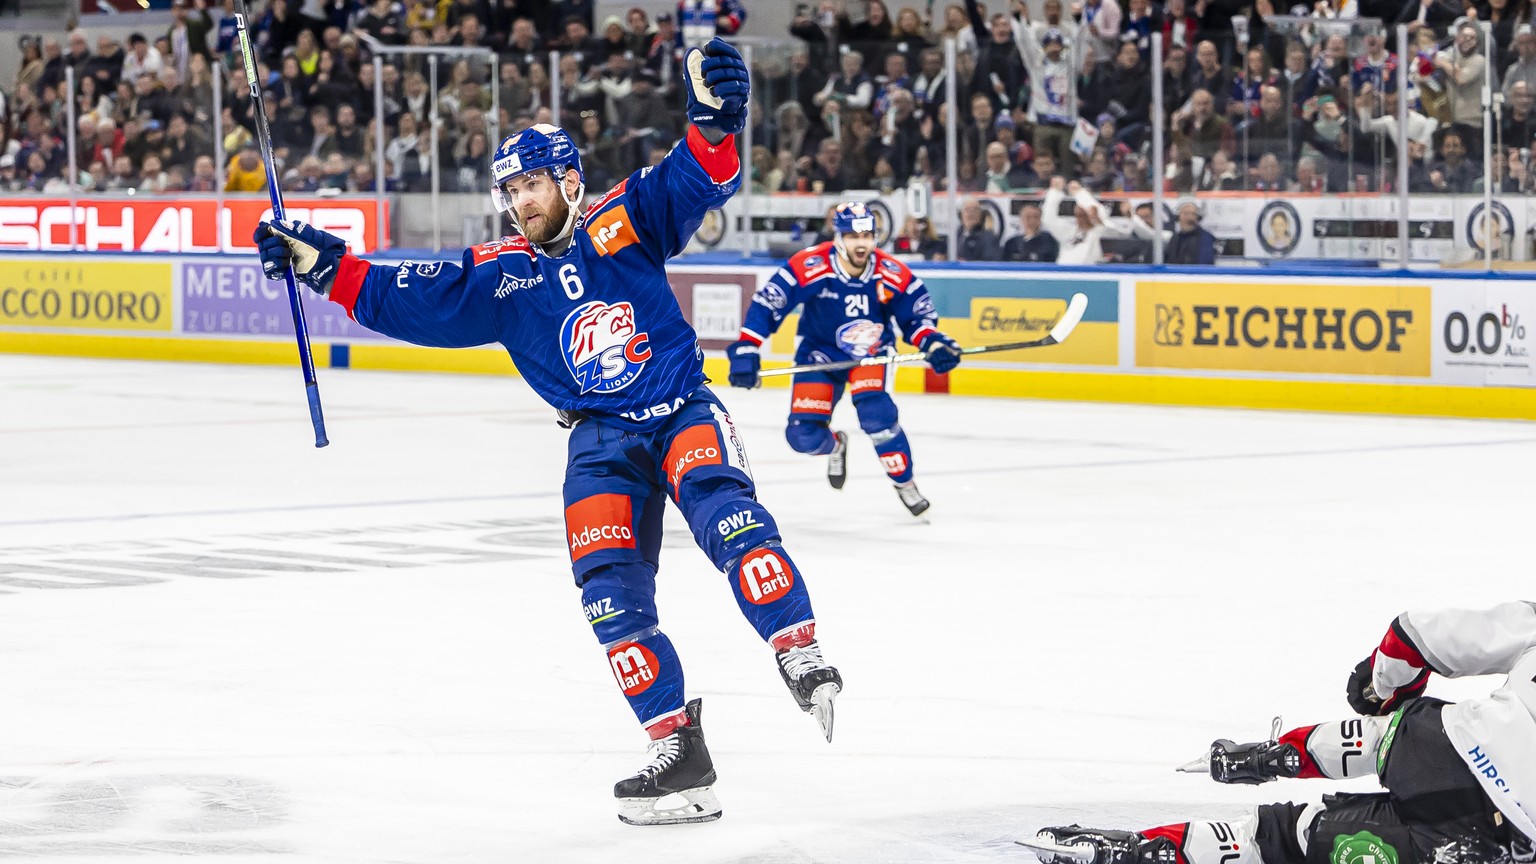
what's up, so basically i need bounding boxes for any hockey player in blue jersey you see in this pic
[253,38,841,827]
[724,202,962,517]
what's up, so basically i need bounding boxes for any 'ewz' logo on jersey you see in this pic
[835,319,886,357]
[560,300,653,393]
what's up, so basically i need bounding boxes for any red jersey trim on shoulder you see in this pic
[330,254,370,319]
[584,178,628,220]
[470,236,535,266]
[789,242,836,284]
[686,126,739,184]
[873,250,914,292]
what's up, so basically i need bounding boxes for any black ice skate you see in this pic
[827,431,848,489]
[776,639,842,742]
[894,480,930,516]
[1205,737,1301,784]
[1025,826,1178,864]
[614,698,722,826]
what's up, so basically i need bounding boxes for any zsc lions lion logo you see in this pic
[834,319,886,357]
[561,300,653,393]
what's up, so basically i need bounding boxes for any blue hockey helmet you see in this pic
[832,202,878,236]
[490,123,585,214]
[832,201,879,262]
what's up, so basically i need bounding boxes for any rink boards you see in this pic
[0,253,1532,420]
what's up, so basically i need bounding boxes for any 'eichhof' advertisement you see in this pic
[1135,281,1432,377]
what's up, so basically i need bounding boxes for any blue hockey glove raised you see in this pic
[255,219,347,295]
[684,37,749,136]
[918,331,962,374]
[726,339,761,388]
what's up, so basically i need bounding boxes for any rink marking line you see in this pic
[0,491,560,528]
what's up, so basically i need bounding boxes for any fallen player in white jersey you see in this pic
[1027,601,1535,864]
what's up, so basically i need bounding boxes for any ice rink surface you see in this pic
[2,354,1533,864]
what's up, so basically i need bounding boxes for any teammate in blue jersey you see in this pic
[253,38,841,827]
[724,202,962,517]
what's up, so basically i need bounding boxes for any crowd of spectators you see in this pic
[0,0,1531,261]
[0,0,700,195]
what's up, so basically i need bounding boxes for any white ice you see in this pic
[1,354,1532,864]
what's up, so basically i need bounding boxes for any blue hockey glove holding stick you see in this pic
[255,219,347,295]
[918,331,962,374]
[684,37,749,138]
[726,340,761,388]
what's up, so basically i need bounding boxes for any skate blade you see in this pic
[617,786,722,826]
[1175,716,1283,773]
[1015,836,1098,863]
[1176,753,1210,774]
[810,682,839,743]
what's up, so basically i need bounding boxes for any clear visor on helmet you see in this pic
[492,165,565,214]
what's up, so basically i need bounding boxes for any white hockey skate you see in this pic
[776,639,842,742]
[1023,827,1178,864]
[894,480,930,517]
[614,699,723,826]
[827,431,848,489]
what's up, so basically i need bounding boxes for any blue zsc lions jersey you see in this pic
[325,127,741,429]
[740,242,940,363]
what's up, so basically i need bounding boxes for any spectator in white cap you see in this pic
[0,155,18,192]
[1165,199,1215,265]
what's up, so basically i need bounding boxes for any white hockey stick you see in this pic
[756,291,1089,379]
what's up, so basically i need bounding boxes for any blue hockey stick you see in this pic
[234,5,329,448]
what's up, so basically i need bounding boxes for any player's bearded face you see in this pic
[505,170,570,244]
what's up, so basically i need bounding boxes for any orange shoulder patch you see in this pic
[587,203,640,256]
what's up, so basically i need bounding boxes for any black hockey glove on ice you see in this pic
[1346,655,1428,716]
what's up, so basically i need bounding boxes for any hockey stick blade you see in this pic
[757,292,1089,379]
[1014,836,1099,863]
[1050,291,1089,344]
[957,291,1089,356]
